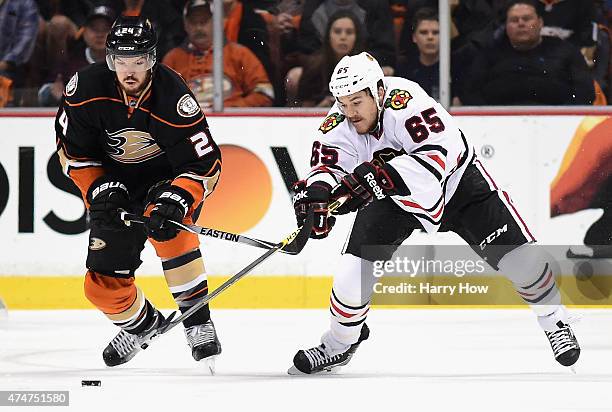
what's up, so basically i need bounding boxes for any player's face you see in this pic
[185,7,213,50]
[83,18,111,52]
[412,19,439,57]
[114,56,151,95]
[337,90,379,134]
[505,4,542,49]
[329,17,356,57]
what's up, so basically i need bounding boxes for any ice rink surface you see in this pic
[2,308,612,411]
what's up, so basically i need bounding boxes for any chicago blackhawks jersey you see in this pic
[306,76,475,233]
[54,63,221,212]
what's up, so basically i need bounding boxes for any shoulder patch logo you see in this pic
[319,113,345,134]
[89,237,106,251]
[384,89,412,110]
[177,94,201,117]
[65,73,78,96]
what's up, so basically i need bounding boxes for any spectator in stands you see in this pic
[0,0,40,107]
[297,0,396,73]
[396,8,439,98]
[168,0,273,76]
[219,0,273,80]
[538,0,596,49]
[166,0,277,101]
[256,0,306,105]
[589,2,611,103]
[163,0,274,107]
[461,0,595,105]
[34,1,88,75]
[261,0,305,60]
[287,10,364,106]
[38,5,115,107]
[395,8,465,103]
[398,0,495,59]
[267,0,306,53]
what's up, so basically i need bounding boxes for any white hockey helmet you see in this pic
[329,52,385,110]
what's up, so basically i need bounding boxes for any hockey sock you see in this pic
[161,250,211,328]
[328,254,373,346]
[168,273,210,328]
[84,270,158,333]
[497,244,561,317]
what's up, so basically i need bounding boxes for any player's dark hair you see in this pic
[504,0,543,19]
[412,7,438,31]
[365,80,385,98]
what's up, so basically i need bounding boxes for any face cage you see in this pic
[106,51,156,72]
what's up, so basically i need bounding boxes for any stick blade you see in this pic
[281,207,315,255]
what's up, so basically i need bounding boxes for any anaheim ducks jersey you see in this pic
[54,63,221,212]
[306,76,475,233]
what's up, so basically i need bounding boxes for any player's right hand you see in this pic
[87,176,131,231]
[292,180,336,239]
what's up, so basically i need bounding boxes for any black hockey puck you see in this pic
[81,380,101,387]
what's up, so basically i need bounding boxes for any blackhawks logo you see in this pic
[318,113,346,134]
[384,89,412,110]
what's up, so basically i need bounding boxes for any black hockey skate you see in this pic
[545,321,580,367]
[185,320,222,374]
[102,309,165,367]
[289,324,370,375]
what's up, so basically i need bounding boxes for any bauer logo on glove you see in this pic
[146,185,194,242]
[159,191,190,215]
[86,176,131,231]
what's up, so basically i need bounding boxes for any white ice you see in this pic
[2,309,612,411]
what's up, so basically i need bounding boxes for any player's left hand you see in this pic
[146,186,194,242]
[331,162,396,214]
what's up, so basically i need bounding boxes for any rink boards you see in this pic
[1,112,612,308]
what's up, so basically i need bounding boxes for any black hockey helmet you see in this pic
[105,15,157,71]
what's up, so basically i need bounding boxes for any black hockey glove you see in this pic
[146,185,194,242]
[292,180,336,239]
[331,162,397,215]
[87,176,131,230]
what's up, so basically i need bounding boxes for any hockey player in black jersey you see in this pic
[54,16,222,371]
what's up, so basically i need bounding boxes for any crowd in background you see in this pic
[0,0,610,108]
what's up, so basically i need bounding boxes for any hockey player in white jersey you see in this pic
[289,52,580,374]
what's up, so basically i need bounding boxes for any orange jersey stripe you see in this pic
[64,96,123,106]
[70,166,105,206]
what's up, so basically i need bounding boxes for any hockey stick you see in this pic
[155,197,347,335]
[155,207,316,335]
[120,211,299,254]
[119,197,346,255]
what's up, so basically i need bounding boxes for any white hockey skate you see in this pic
[288,324,369,375]
[185,319,222,374]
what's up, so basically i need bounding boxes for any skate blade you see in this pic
[201,355,217,375]
[287,365,341,376]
